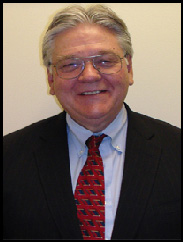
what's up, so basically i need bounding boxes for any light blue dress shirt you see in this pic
[66,105,128,240]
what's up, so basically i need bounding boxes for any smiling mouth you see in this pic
[81,90,107,95]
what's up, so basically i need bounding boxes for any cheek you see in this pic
[108,73,129,92]
[110,75,130,103]
[54,78,76,103]
[53,76,69,93]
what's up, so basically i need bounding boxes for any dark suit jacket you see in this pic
[3,104,181,240]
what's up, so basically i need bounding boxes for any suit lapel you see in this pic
[32,105,162,239]
[112,105,162,239]
[34,112,82,239]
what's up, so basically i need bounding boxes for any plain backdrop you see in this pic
[3,3,181,135]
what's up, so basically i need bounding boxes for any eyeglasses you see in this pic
[51,53,125,79]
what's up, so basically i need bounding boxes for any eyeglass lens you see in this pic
[55,53,122,79]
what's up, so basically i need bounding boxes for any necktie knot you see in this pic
[86,134,107,150]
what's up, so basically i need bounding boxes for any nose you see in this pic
[77,61,101,82]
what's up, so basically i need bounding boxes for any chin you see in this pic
[79,108,112,120]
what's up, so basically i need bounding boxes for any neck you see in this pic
[71,110,122,133]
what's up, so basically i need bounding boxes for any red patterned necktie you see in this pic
[74,134,107,240]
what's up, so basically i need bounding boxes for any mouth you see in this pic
[80,90,107,95]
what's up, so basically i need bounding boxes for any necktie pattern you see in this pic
[74,134,106,240]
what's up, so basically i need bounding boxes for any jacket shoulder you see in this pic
[3,112,66,152]
[124,103,181,154]
[128,109,181,155]
[124,101,180,135]
[133,111,180,136]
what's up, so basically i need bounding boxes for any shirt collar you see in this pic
[66,104,128,156]
[66,114,92,157]
[102,105,127,153]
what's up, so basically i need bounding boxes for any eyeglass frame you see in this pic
[49,53,127,79]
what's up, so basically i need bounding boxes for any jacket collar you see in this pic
[124,103,155,140]
[112,103,161,239]
[35,104,161,239]
[34,112,82,239]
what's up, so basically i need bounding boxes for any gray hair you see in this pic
[42,4,133,68]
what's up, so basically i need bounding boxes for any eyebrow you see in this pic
[97,50,117,55]
[55,55,76,61]
[55,50,118,61]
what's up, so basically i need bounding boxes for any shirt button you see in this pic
[116,145,120,151]
[79,150,84,155]
[105,201,112,206]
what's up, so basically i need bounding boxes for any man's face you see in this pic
[48,24,133,132]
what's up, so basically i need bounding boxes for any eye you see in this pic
[94,54,119,68]
[57,59,81,73]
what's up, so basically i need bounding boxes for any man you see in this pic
[3,4,181,240]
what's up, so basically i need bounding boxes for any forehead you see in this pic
[52,24,123,61]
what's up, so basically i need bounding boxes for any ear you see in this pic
[47,68,55,95]
[126,56,134,86]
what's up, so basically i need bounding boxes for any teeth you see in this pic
[82,90,101,95]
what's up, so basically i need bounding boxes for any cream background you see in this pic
[3,3,181,135]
